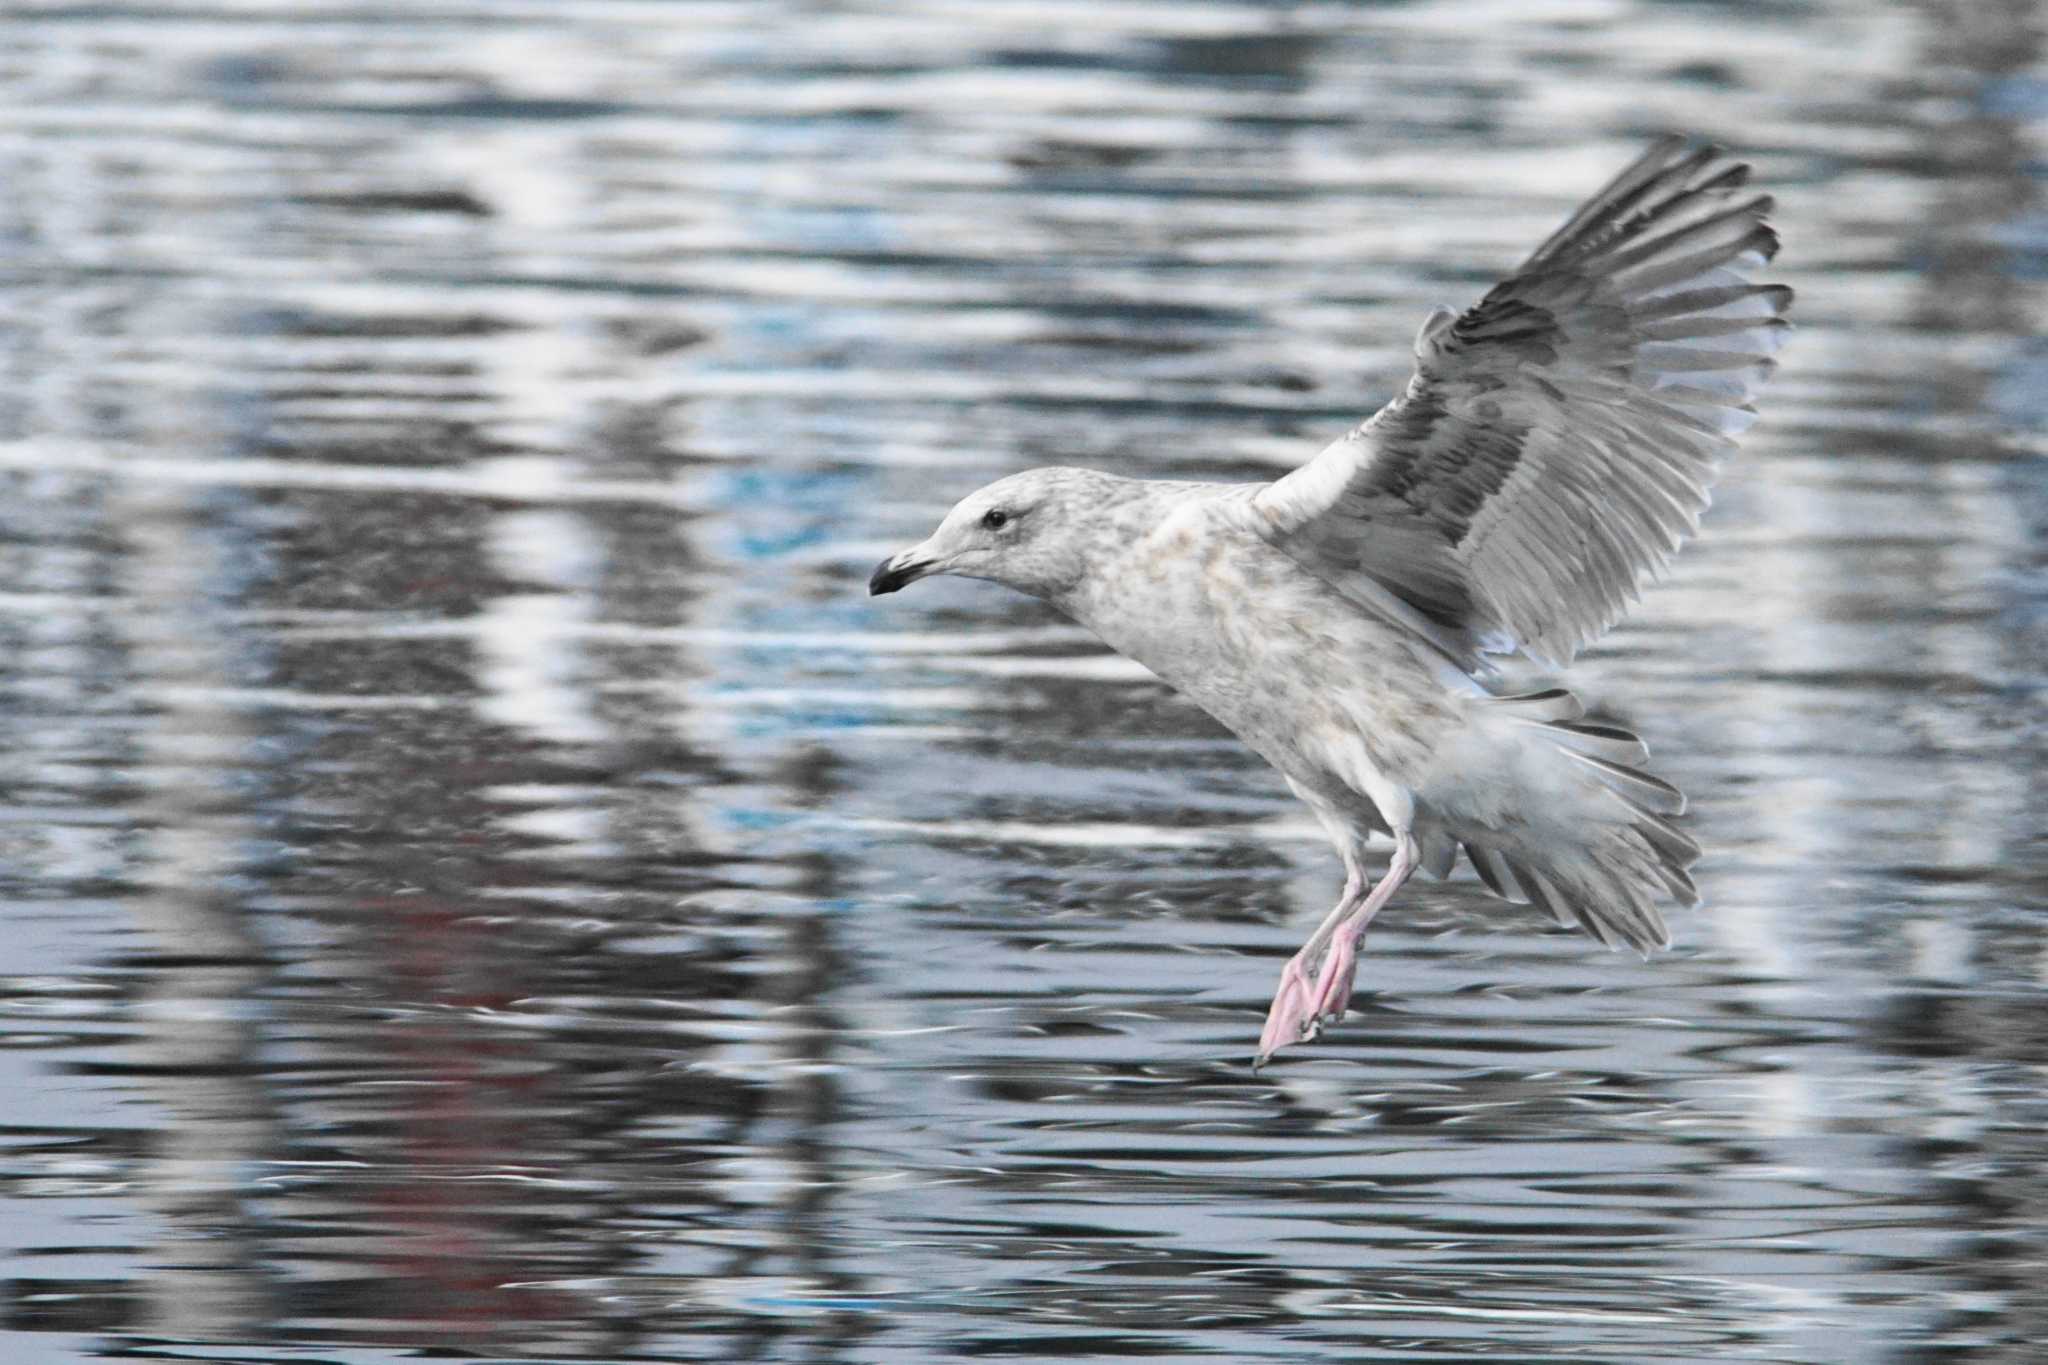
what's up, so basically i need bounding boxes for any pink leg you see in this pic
[1255,885,1359,1065]
[1255,834,1418,1068]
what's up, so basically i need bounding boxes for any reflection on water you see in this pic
[0,0,2043,1361]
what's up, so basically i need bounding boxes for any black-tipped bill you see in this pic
[869,554,933,596]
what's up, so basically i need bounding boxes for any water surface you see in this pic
[0,1,2044,1361]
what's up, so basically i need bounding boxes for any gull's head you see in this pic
[869,466,1122,603]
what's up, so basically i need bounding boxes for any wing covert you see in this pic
[1252,137,1792,668]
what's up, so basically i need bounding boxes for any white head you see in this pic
[869,466,1133,603]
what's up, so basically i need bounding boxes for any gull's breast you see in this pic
[1066,501,1462,797]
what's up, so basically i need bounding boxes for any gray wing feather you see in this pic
[1251,137,1792,667]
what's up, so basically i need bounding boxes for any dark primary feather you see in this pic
[1252,136,1792,667]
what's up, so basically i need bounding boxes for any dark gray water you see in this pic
[0,2,2043,1361]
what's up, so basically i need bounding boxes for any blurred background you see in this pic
[0,0,2042,1361]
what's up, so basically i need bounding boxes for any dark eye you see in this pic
[981,508,1009,530]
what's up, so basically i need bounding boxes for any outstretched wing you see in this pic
[1251,137,1791,668]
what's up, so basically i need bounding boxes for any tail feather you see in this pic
[1418,829,1460,880]
[1564,749,1687,815]
[1450,686,1698,953]
[1464,840,1527,903]
[1588,847,1673,947]
[1508,859,1593,938]
[1651,858,1701,908]
[1516,859,1651,949]
[1631,806,1703,876]
[1485,687,1584,723]
[1544,720,1650,767]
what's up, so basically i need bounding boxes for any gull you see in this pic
[869,137,1790,1065]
